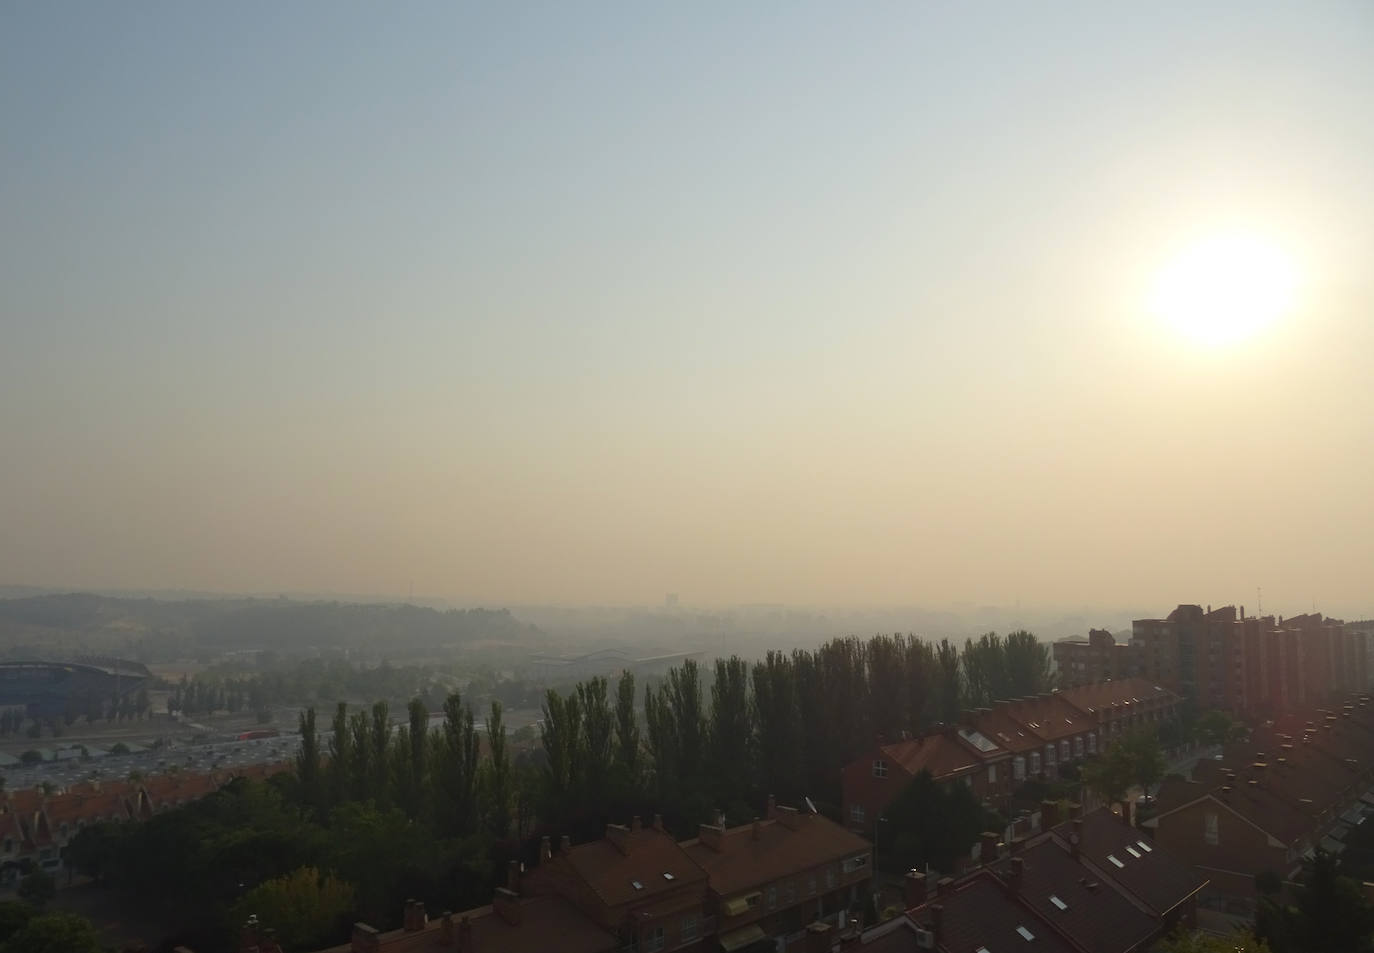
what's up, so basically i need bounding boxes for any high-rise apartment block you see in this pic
[1055,604,1371,716]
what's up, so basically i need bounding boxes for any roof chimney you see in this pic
[1041,800,1059,830]
[767,794,778,819]
[980,831,1000,863]
[752,817,761,840]
[493,887,521,925]
[904,870,927,908]
[457,915,473,952]
[606,823,632,855]
[1070,818,1083,859]
[805,921,833,953]
[1067,801,1083,820]
[653,813,665,831]
[402,900,427,933]
[1006,857,1024,895]
[540,835,552,863]
[439,912,453,946]
[559,834,571,855]
[350,923,380,953]
[930,904,944,944]
[777,805,802,830]
[698,822,725,852]
[631,815,642,832]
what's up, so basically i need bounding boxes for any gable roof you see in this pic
[873,732,991,780]
[681,812,871,898]
[554,825,708,910]
[1056,678,1178,716]
[995,839,1158,953]
[910,874,1077,953]
[1053,810,1206,916]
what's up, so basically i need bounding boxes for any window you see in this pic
[1125,846,1141,859]
[872,759,888,779]
[2,839,10,854]
[1087,733,1097,755]
[843,854,868,874]
[631,879,644,891]
[1205,812,1219,846]
[1030,752,1041,774]
[766,886,777,909]
[1045,745,1056,767]
[1107,854,1124,868]
[808,875,817,895]
[1060,740,1070,762]
[1017,925,1035,940]
[680,914,698,943]
[850,804,865,824]
[1136,840,1153,853]
[1012,756,1025,780]
[988,763,997,784]
[1073,736,1084,758]
[1049,894,1068,911]
[826,866,837,889]
[643,925,664,952]
[783,881,796,903]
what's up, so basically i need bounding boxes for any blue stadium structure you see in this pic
[0,658,151,718]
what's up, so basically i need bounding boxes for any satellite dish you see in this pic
[805,796,818,814]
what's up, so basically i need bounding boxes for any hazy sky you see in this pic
[2,3,1371,617]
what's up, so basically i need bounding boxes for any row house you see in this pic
[841,679,1181,830]
[681,799,873,950]
[317,803,872,953]
[1144,694,1374,919]
[860,808,1205,953]
[1051,628,1140,688]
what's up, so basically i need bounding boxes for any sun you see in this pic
[1150,233,1298,347]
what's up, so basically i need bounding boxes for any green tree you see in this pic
[16,868,54,908]
[935,639,963,724]
[230,866,355,952]
[434,692,479,837]
[296,706,322,816]
[326,702,351,810]
[882,770,987,874]
[577,677,613,804]
[708,656,754,808]
[540,687,583,809]
[0,901,34,944]
[0,912,103,953]
[484,701,511,839]
[751,651,802,801]
[612,670,640,782]
[1154,926,1270,953]
[1004,630,1052,695]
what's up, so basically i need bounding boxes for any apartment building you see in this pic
[1131,604,1370,715]
[321,804,873,953]
[1052,629,1139,688]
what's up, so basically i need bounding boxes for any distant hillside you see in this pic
[0,593,538,661]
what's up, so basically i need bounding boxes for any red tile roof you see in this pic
[681,812,872,898]
[910,875,1077,953]
[544,825,709,910]
[1053,810,1207,916]
[1056,678,1178,715]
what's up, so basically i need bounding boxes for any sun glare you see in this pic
[1150,233,1298,347]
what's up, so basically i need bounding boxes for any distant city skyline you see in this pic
[3,4,1371,613]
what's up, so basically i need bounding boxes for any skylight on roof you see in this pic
[1049,894,1068,910]
[1017,925,1035,940]
[631,880,644,890]
[1136,840,1153,853]
[1108,855,1125,868]
[1125,847,1141,859]
[663,872,675,880]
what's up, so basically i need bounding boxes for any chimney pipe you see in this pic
[1041,799,1059,829]
[559,834,571,855]
[457,915,472,952]
[752,817,761,840]
[767,794,777,819]
[1007,857,1024,895]
[493,887,522,925]
[653,813,664,831]
[980,831,1000,863]
[805,921,833,953]
[506,859,520,893]
[904,870,927,908]
[930,903,944,944]
[439,912,453,945]
[1070,818,1083,859]
[540,835,552,863]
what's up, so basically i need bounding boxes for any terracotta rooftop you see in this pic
[552,823,708,909]
[994,839,1158,953]
[1056,678,1178,715]
[1054,810,1206,916]
[872,732,989,780]
[681,811,872,898]
[910,874,1076,953]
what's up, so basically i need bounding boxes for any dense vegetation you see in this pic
[66,630,1054,952]
[0,593,534,663]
